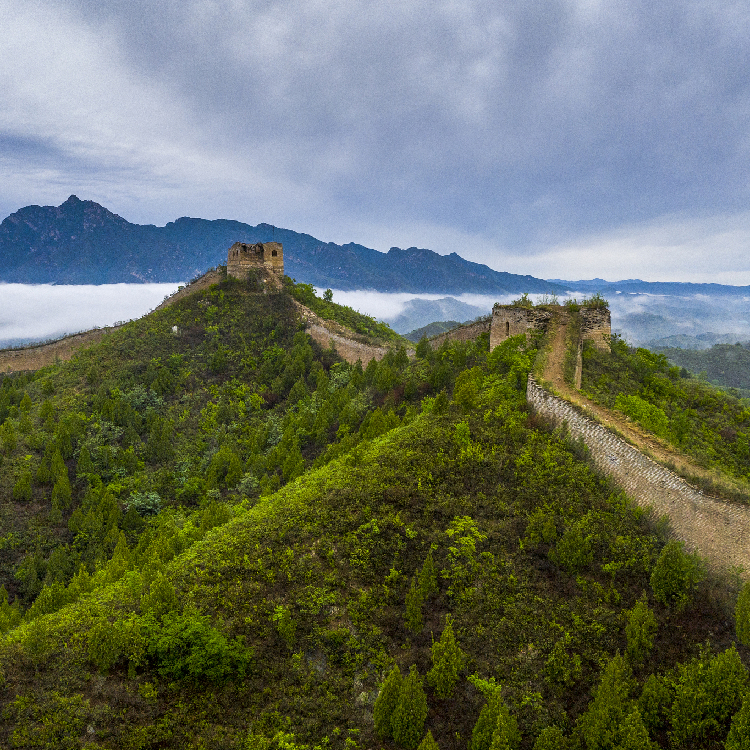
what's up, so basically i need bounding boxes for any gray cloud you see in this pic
[3,0,750,281]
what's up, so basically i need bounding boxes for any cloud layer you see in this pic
[3,0,750,282]
[0,283,181,347]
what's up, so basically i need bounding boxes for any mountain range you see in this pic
[0,196,561,293]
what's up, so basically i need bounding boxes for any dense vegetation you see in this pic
[654,343,750,398]
[0,278,749,749]
[581,335,750,489]
[282,277,404,344]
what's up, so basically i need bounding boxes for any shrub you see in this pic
[146,610,250,682]
[127,491,162,518]
[669,645,749,747]
[533,726,567,750]
[625,596,657,662]
[726,694,750,750]
[649,540,704,610]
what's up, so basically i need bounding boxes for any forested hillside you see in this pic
[581,336,750,495]
[655,342,750,397]
[1,276,750,749]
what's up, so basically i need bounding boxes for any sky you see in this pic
[2,0,750,283]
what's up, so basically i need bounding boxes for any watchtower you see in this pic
[227,242,284,279]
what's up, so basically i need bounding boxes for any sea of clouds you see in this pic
[2,285,750,352]
[0,283,183,348]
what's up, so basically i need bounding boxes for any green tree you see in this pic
[427,616,464,698]
[625,596,657,663]
[670,645,749,747]
[391,665,429,749]
[323,288,333,303]
[417,730,439,750]
[416,337,431,360]
[405,576,424,632]
[12,468,32,502]
[470,693,520,750]
[374,664,403,739]
[650,540,704,610]
[419,550,439,598]
[533,726,567,750]
[576,655,634,750]
[735,580,750,647]
[726,694,750,750]
[637,673,672,732]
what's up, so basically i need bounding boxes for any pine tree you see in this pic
[391,665,429,749]
[576,655,633,750]
[12,469,32,502]
[470,694,521,750]
[427,616,465,698]
[405,576,424,632]
[374,664,403,739]
[417,730,440,750]
[735,581,750,647]
[625,596,657,663]
[419,550,438,598]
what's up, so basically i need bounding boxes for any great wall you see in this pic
[2,243,749,573]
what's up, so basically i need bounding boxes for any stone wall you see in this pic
[526,376,750,571]
[305,323,388,366]
[0,328,120,374]
[580,307,611,350]
[428,318,492,349]
[490,306,552,350]
[227,242,284,279]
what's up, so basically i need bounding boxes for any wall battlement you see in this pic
[227,241,284,279]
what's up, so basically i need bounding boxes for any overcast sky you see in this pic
[2,0,750,283]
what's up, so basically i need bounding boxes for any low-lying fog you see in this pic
[324,289,750,349]
[2,284,750,351]
[0,283,182,348]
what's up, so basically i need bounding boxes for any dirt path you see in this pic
[537,313,750,573]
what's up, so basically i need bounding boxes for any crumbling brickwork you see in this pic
[227,242,284,279]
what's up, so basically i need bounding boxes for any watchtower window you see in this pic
[505,321,510,336]
[271,249,278,256]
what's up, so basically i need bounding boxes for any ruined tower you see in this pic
[489,303,611,351]
[226,242,284,279]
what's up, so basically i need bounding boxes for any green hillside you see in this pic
[655,342,750,398]
[1,278,750,749]
[581,335,750,496]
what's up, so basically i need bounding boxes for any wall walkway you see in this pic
[528,375,750,572]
